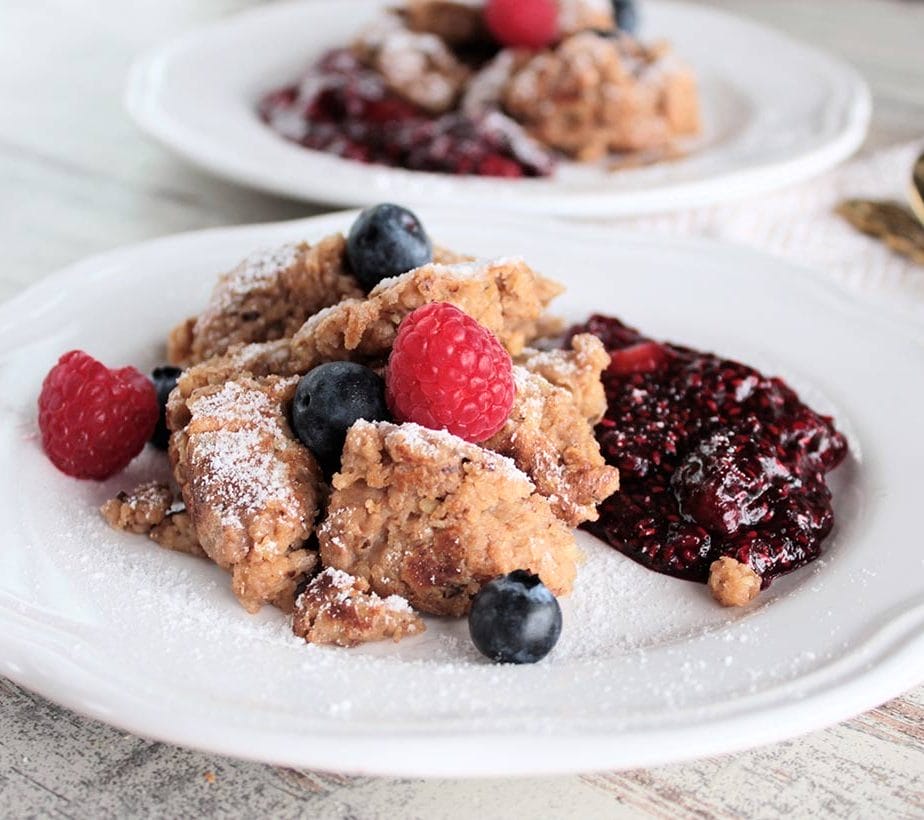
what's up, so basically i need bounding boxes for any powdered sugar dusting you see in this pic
[215,243,300,308]
[18,427,857,745]
[521,348,580,378]
[187,379,277,424]
[507,367,579,514]
[304,303,342,326]
[370,260,486,293]
[482,110,556,170]
[356,13,464,112]
[463,51,516,116]
[370,257,526,294]
[186,381,303,535]
[297,567,417,618]
[382,594,413,614]
[192,429,296,532]
[358,14,451,63]
[512,363,554,400]
[367,420,533,487]
[319,566,356,593]
[119,481,168,510]
[557,0,614,33]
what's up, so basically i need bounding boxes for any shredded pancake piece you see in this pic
[293,567,425,646]
[397,0,490,47]
[101,482,206,558]
[168,235,363,367]
[353,13,471,113]
[101,482,173,534]
[486,366,619,527]
[516,332,610,423]
[709,557,761,607]
[167,257,563,430]
[169,376,323,612]
[167,235,468,367]
[503,32,700,161]
[319,421,579,617]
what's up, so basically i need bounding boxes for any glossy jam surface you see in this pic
[576,315,848,586]
[259,49,554,177]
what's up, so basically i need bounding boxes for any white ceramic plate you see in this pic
[124,0,871,217]
[2,211,922,777]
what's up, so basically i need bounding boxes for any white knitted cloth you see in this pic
[615,140,924,325]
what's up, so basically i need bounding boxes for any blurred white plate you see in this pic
[125,0,870,217]
[1,211,921,776]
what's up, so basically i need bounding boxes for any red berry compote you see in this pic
[259,50,554,178]
[575,315,848,588]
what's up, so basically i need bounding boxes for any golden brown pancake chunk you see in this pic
[516,333,610,424]
[169,376,323,613]
[293,568,425,647]
[502,33,700,161]
[101,482,173,535]
[709,557,761,607]
[167,234,469,367]
[353,13,471,114]
[168,235,362,367]
[101,482,206,559]
[485,366,619,527]
[148,510,204,558]
[167,257,563,430]
[398,0,491,47]
[319,421,579,617]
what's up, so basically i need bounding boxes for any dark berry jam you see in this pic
[259,49,554,178]
[576,315,848,587]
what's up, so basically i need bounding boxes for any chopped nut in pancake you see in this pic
[293,567,425,646]
[319,421,579,617]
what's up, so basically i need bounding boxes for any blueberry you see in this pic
[468,570,562,664]
[150,366,181,450]
[290,362,390,473]
[611,0,638,33]
[346,203,433,291]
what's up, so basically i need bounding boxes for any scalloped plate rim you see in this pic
[1,211,922,777]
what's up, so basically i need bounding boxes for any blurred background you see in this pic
[1,0,922,299]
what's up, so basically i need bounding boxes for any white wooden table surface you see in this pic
[1,1,922,816]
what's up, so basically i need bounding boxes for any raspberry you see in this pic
[38,350,159,480]
[386,303,515,443]
[485,0,560,49]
